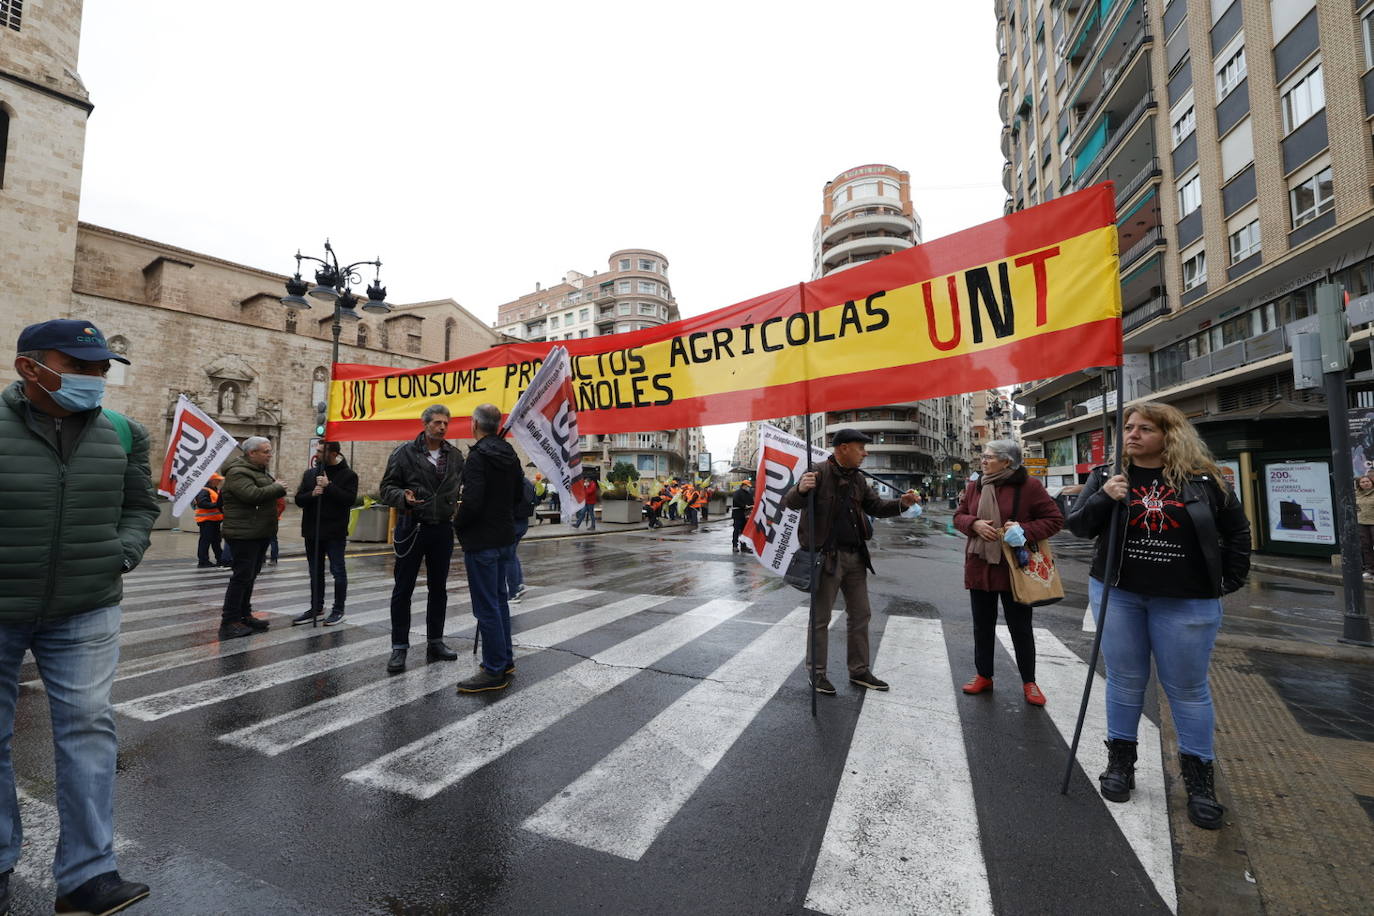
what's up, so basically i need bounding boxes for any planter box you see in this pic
[351,506,392,542]
[600,499,643,524]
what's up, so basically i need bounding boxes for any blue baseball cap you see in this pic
[16,319,130,364]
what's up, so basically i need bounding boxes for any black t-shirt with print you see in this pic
[1116,465,1214,598]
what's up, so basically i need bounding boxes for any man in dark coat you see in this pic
[380,405,464,673]
[731,480,754,552]
[219,437,288,639]
[784,429,918,696]
[291,441,359,626]
[2,320,158,914]
[454,403,524,693]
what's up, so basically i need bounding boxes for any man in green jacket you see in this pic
[217,436,287,640]
[0,319,158,915]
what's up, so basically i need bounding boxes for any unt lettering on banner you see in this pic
[741,423,829,577]
[504,346,586,524]
[157,395,239,516]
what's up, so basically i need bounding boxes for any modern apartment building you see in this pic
[999,0,1374,556]
[781,164,974,496]
[491,250,698,483]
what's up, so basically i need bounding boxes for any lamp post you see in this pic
[280,240,393,437]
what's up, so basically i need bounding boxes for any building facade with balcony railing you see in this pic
[997,0,1374,556]
[490,249,697,481]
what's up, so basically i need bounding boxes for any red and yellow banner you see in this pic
[328,184,1121,440]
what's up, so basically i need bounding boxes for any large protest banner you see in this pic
[740,424,830,577]
[326,184,1121,440]
[157,395,239,516]
[503,346,588,524]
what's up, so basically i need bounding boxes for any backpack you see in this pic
[102,409,132,455]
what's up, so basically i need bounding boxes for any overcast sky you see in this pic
[76,1,1006,460]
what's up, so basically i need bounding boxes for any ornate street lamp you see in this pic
[281,240,394,435]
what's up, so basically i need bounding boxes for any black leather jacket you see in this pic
[379,434,464,525]
[1067,464,1251,596]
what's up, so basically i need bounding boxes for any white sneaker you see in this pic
[514,584,528,599]
[1364,572,1373,581]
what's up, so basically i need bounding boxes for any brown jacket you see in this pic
[783,457,903,567]
[953,467,1063,592]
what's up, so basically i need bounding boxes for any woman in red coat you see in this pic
[953,439,1064,706]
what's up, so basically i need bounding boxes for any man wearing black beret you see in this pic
[784,428,919,696]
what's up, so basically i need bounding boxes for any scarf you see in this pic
[966,466,1016,565]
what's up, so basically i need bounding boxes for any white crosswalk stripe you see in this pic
[522,605,808,859]
[343,597,753,799]
[806,616,993,916]
[219,592,663,756]
[118,571,399,623]
[1003,628,1176,914]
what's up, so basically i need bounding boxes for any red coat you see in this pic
[953,468,1063,593]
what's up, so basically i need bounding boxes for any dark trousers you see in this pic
[646,505,661,528]
[731,515,746,547]
[390,523,454,648]
[1361,524,1374,573]
[808,550,872,676]
[969,588,1036,682]
[685,507,699,528]
[221,538,270,622]
[465,545,514,676]
[196,521,223,565]
[306,537,348,613]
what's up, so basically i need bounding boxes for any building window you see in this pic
[1228,220,1260,264]
[284,310,297,334]
[638,280,656,294]
[1,0,21,31]
[638,302,655,315]
[616,323,631,333]
[444,318,455,360]
[1182,250,1207,291]
[616,279,630,293]
[1216,47,1246,100]
[1365,9,1374,70]
[1281,63,1324,134]
[1177,172,1201,216]
[579,329,589,338]
[618,302,631,315]
[1171,105,1195,147]
[639,258,656,271]
[568,292,581,304]
[619,258,631,270]
[356,324,368,348]
[1290,167,1334,228]
[578,308,589,322]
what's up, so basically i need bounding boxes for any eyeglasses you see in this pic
[980,454,1001,461]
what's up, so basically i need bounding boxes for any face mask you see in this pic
[32,361,106,412]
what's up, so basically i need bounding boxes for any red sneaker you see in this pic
[1023,682,1047,706]
[962,675,994,694]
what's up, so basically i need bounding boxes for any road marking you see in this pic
[344,597,753,800]
[1082,604,1096,632]
[13,785,137,893]
[806,616,993,916]
[119,579,395,624]
[114,636,391,721]
[219,592,653,756]
[1000,628,1176,914]
[522,605,807,859]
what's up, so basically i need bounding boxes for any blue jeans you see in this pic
[465,546,514,676]
[506,519,529,596]
[0,605,122,894]
[305,537,348,613]
[1089,578,1222,760]
[573,504,596,530]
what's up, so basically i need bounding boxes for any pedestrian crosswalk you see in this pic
[13,560,1181,913]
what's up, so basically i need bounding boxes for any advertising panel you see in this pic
[1264,461,1335,544]
[1217,459,1242,508]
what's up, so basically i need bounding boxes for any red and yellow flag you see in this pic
[328,184,1121,440]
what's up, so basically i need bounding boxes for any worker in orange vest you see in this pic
[685,482,707,530]
[194,473,226,568]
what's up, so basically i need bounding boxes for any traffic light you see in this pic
[1317,284,1352,373]
[314,401,328,437]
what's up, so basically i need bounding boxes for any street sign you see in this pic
[1348,293,1374,327]
[1024,457,1048,478]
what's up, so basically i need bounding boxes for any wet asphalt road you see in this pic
[11,514,1360,915]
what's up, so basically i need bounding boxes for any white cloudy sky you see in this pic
[76,1,1006,459]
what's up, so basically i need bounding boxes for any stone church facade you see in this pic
[2,3,499,498]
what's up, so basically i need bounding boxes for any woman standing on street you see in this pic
[1356,475,1374,581]
[953,439,1063,706]
[1067,402,1250,830]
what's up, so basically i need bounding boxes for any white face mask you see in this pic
[31,360,106,412]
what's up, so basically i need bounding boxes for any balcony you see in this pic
[821,211,913,247]
[832,192,908,221]
[822,234,914,266]
[1122,295,1169,333]
[1115,158,1162,207]
[1120,227,1164,270]
[1067,11,1151,125]
[1075,91,1157,188]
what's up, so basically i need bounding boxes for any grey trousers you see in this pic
[807,549,872,677]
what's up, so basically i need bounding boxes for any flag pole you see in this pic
[1060,365,1126,794]
[796,283,818,719]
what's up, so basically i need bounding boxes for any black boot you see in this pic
[1099,738,1137,803]
[1178,753,1226,830]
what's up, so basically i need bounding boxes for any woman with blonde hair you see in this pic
[1068,402,1250,830]
[1356,475,1374,581]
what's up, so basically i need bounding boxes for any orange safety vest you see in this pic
[195,488,223,523]
[689,487,707,509]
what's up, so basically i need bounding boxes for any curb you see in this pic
[1215,632,1374,666]
[1249,560,1343,587]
